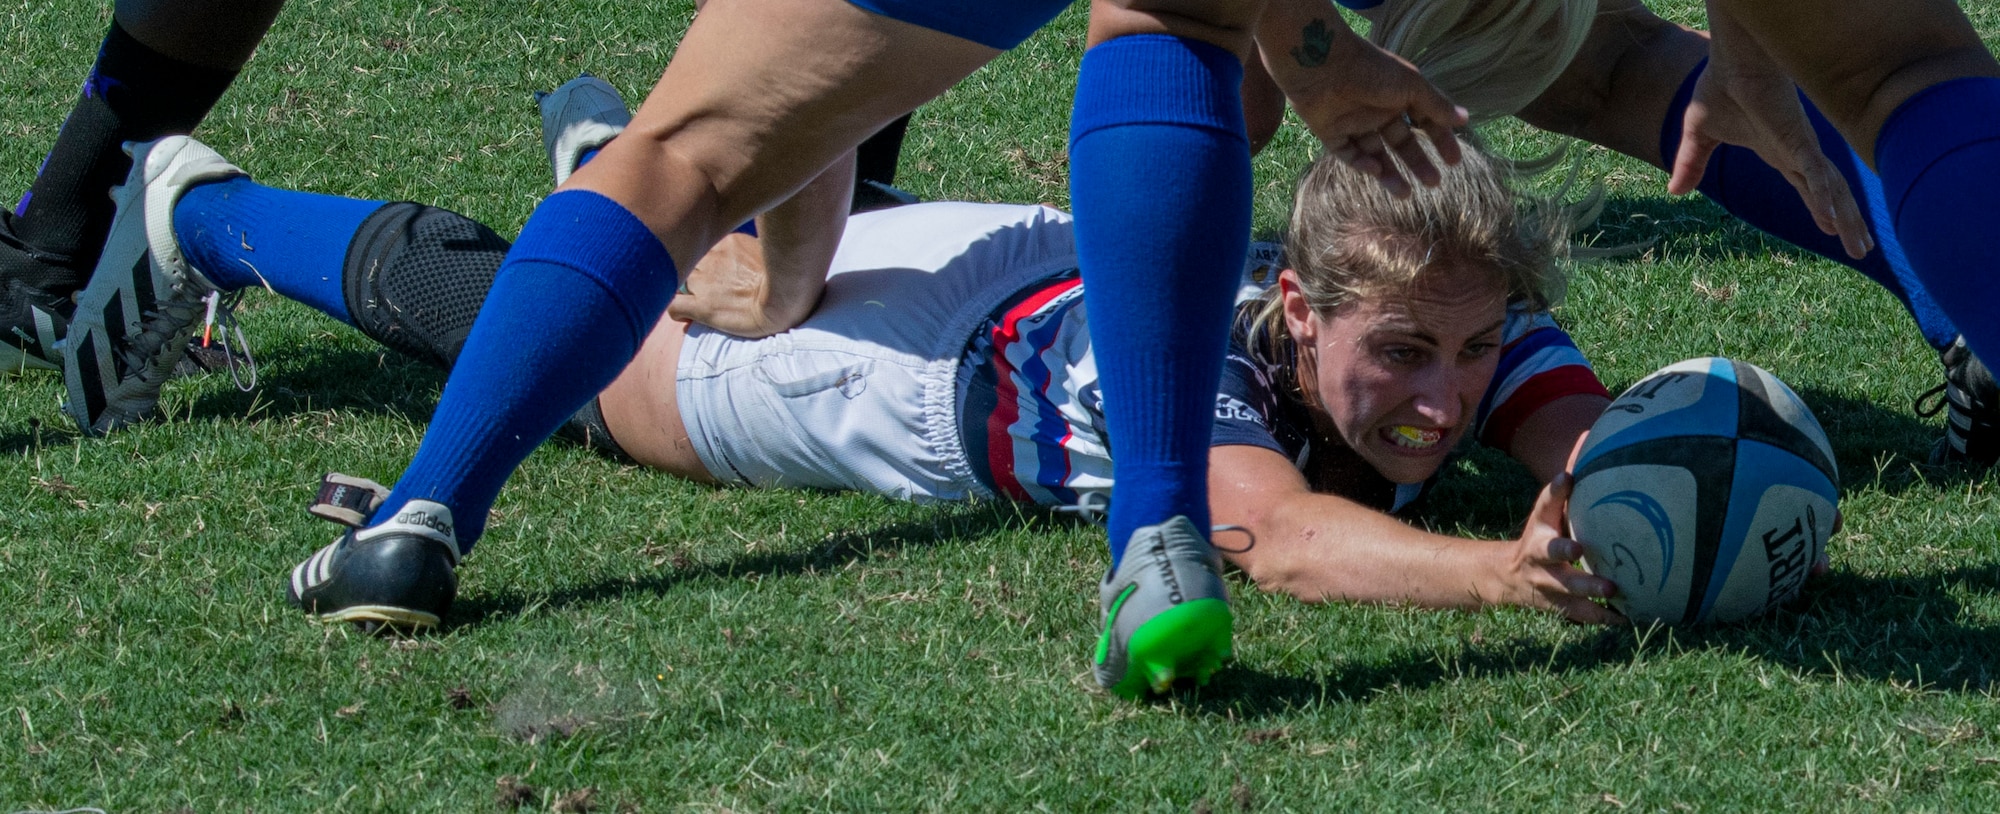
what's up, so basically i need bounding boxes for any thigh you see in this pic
[1519,0,1709,167]
[847,0,1073,50]
[1716,0,1999,157]
[565,0,1004,266]
[1087,0,1265,53]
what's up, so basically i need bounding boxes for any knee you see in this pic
[1087,0,1262,55]
[1243,58,1285,154]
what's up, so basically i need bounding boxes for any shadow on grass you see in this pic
[0,416,73,458]
[1184,561,2000,721]
[0,345,444,458]
[1590,193,1776,259]
[183,344,447,425]
[448,499,1048,629]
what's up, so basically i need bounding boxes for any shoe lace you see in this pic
[199,289,257,391]
[1055,491,1256,553]
[1914,381,1948,418]
[113,294,207,386]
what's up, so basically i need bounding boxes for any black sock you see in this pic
[855,113,911,189]
[7,21,238,281]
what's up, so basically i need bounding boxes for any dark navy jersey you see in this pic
[1209,301,1608,513]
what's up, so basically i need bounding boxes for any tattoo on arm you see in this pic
[1291,18,1332,67]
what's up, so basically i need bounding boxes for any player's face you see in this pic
[1284,264,1509,485]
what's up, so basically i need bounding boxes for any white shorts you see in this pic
[674,203,1083,502]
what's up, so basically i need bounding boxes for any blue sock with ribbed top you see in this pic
[1876,77,2000,366]
[371,190,676,549]
[1070,34,1250,567]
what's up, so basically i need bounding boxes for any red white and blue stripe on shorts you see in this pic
[959,271,1096,506]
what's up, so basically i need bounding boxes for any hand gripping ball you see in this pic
[1568,358,1838,625]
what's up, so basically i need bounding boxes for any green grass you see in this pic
[6,1,2000,810]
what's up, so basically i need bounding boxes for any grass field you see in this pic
[6,1,2000,810]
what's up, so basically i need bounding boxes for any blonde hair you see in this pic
[1245,133,1575,367]
[1370,0,1599,121]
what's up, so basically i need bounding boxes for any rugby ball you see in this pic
[1568,357,1838,625]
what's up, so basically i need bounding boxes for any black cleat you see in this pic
[1916,336,2000,467]
[0,211,82,373]
[287,475,460,631]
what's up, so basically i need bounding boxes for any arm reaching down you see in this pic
[1665,0,1871,259]
[1208,443,1621,624]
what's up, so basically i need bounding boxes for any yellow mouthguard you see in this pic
[1392,425,1442,444]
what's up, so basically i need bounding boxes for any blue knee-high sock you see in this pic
[1070,35,1250,567]
[1660,60,1959,349]
[1877,77,2000,368]
[174,177,383,325]
[371,190,676,550]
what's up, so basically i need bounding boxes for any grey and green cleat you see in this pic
[1094,516,1233,699]
[536,74,630,186]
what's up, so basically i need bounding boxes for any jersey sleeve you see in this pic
[1472,305,1610,452]
[1212,331,1317,468]
[1213,350,1291,456]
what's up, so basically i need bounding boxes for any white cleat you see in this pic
[61,136,245,435]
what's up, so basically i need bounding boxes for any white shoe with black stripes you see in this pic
[61,136,245,434]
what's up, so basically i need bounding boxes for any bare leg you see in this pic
[345,0,1005,556]
[1709,0,1998,163]
[1519,0,1707,167]
[561,0,997,336]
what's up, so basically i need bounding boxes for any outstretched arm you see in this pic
[1506,392,1610,485]
[1209,444,1621,624]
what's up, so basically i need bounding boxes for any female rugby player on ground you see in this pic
[55,0,1476,698]
[86,117,1622,693]
[1243,0,1995,467]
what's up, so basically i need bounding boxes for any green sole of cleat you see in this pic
[1107,598,1233,700]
